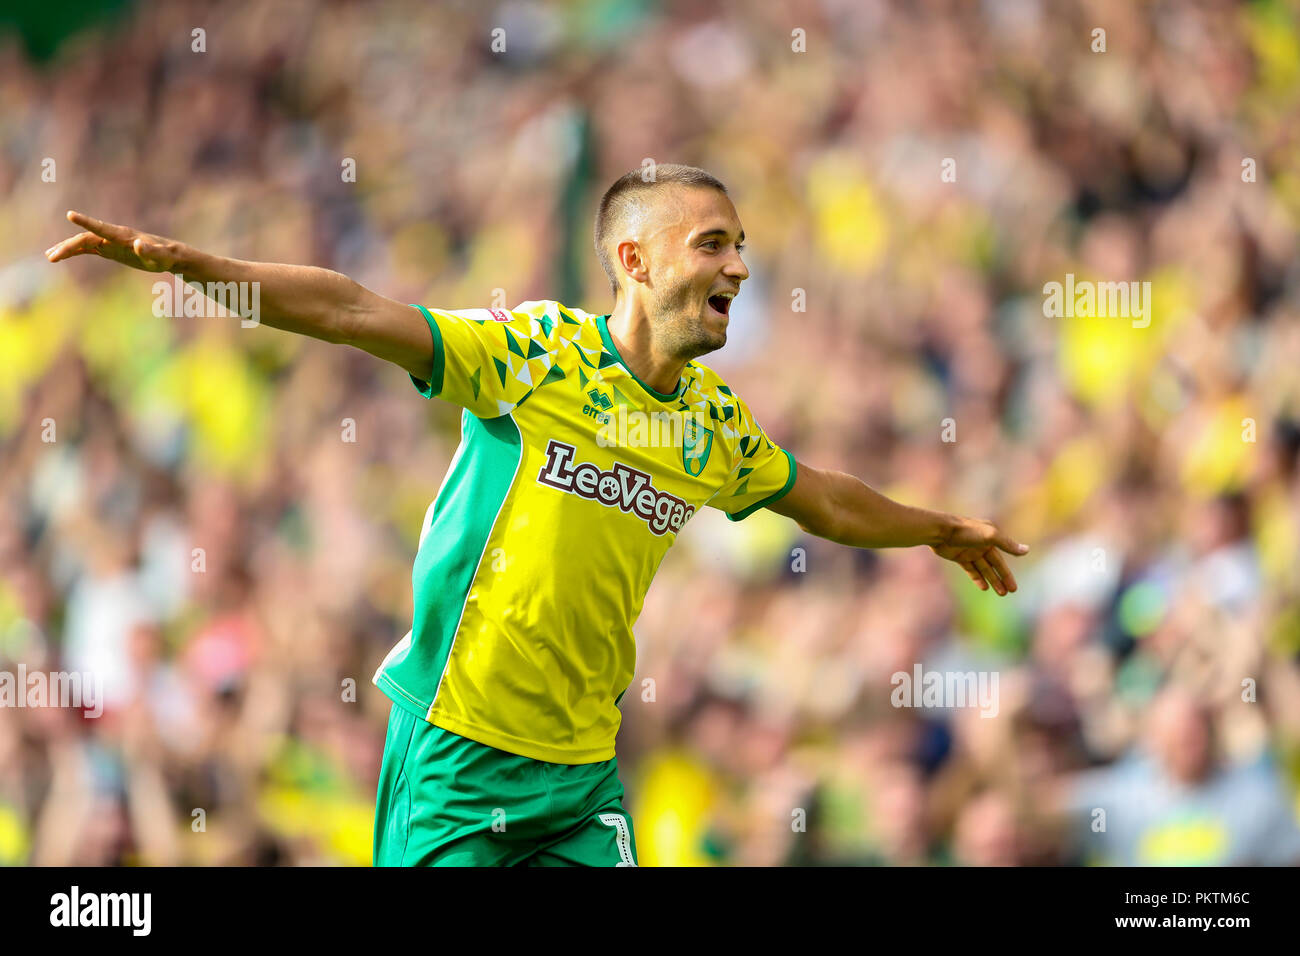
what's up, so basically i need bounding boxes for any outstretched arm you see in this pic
[45,211,433,381]
[766,460,1029,595]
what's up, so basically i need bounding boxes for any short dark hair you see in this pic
[593,164,729,297]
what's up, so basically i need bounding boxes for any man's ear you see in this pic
[617,239,649,286]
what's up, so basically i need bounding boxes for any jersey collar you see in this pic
[596,314,685,402]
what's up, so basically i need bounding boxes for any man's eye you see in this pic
[736,243,745,253]
[702,241,718,250]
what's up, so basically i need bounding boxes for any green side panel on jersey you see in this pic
[376,410,523,717]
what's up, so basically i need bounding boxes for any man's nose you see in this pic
[725,250,749,281]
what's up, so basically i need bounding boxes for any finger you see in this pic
[986,549,1018,592]
[960,560,988,591]
[973,556,1006,595]
[996,533,1029,556]
[45,232,106,262]
[66,210,133,242]
[132,235,173,261]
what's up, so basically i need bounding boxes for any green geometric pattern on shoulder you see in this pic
[481,301,611,415]
[539,363,566,388]
[672,360,760,450]
[504,327,526,358]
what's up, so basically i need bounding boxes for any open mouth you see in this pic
[707,293,733,317]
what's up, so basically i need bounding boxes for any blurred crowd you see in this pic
[3,0,1300,865]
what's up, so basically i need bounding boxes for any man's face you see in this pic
[624,185,749,360]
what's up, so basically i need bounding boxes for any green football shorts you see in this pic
[373,702,638,866]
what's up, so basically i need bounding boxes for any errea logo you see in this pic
[536,440,695,535]
[582,388,612,424]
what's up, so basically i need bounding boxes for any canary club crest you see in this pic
[682,417,713,477]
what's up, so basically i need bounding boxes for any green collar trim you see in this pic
[595,314,684,402]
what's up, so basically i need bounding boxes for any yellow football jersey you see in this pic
[373,300,795,763]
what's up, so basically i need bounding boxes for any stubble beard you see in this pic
[651,276,726,362]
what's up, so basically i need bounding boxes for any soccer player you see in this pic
[45,164,1028,867]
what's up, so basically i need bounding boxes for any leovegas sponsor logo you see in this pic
[536,440,695,535]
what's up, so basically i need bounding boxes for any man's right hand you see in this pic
[45,210,187,273]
